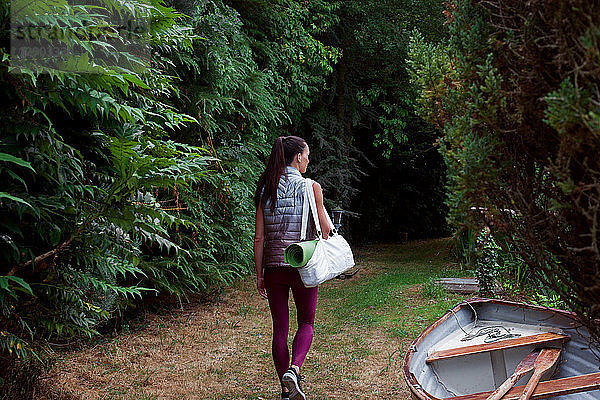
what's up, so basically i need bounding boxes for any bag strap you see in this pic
[300,179,311,240]
[302,178,336,240]
[306,178,322,237]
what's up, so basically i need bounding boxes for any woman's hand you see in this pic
[257,275,267,299]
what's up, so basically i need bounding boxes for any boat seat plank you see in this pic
[426,332,569,363]
[444,372,600,400]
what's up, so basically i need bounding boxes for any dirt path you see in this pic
[38,240,461,400]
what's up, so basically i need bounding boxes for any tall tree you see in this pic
[300,0,450,239]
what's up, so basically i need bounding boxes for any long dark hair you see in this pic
[254,136,307,212]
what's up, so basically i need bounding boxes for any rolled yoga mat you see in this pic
[284,240,318,267]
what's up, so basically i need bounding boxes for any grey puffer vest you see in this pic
[262,167,317,268]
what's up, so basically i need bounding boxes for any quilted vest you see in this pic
[262,166,317,268]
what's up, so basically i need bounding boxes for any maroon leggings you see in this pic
[264,267,318,382]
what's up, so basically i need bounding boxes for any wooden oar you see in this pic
[518,348,562,400]
[485,349,541,400]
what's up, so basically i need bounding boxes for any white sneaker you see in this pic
[281,368,306,400]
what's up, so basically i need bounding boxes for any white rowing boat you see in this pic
[403,298,600,399]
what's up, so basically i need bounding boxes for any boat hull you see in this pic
[402,298,600,400]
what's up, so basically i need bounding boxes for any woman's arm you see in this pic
[312,182,331,240]
[254,204,267,299]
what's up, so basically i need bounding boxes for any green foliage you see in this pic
[473,229,499,296]
[155,0,341,294]
[407,30,456,129]
[297,0,450,239]
[408,0,600,345]
[227,0,341,122]
[0,0,210,364]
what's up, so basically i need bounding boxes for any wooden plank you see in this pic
[433,278,503,294]
[426,332,569,364]
[436,278,479,283]
[439,284,480,295]
[435,278,479,295]
[445,372,600,400]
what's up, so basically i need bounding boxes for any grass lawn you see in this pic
[39,238,470,400]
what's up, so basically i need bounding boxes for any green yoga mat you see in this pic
[284,240,318,267]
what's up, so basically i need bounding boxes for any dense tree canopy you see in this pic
[298,0,450,240]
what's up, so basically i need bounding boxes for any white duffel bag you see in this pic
[297,178,355,288]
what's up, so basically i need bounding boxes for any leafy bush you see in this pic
[1,0,209,361]
[408,0,600,345]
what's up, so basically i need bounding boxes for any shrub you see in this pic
[408,0,600,345]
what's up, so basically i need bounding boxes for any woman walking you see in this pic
[253,136,330,400]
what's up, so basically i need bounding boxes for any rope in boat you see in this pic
[461,326,521,343]
[449,301,521,343]
[449,301,477,336]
